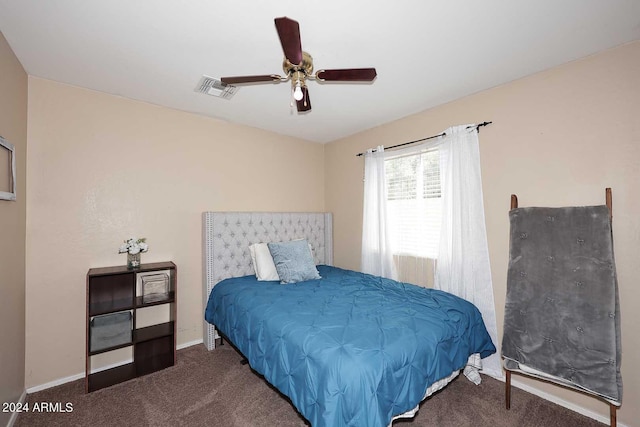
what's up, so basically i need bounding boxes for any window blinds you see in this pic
[385,148,441,259]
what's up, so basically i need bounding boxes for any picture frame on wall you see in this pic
[0,136,16,201]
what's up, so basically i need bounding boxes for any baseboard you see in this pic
[177,338,203,350]
[26,371,85,394]
[26,339,204,394]
[508,378,628,427]
[5,389,26,427]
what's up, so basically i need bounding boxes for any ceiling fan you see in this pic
[221,17,377,113]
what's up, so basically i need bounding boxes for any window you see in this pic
[385,148,441,259]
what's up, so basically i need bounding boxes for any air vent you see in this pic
[195,76,238,99]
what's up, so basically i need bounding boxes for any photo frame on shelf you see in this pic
[0,136,16,201]
[136,270,170,303]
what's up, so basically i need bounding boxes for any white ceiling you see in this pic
[1,1,639,143]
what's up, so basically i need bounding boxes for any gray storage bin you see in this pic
[90,311,132,352]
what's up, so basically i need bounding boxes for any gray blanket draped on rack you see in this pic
[502,204,622,405]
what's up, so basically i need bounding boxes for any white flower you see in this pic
[118,237,149,254]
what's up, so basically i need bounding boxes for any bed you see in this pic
[203,212,496,427]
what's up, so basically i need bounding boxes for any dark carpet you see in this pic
[16,344,604,426]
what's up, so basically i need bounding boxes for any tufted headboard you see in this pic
[202,211,333,350]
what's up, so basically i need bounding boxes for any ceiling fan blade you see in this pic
[275,17,303,65]
[315,68,377,82]
[296,87,311,112]
[221,75,282,84]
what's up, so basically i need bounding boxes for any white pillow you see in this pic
[249,243,280,281]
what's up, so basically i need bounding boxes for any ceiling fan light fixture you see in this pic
[293,81,304,101]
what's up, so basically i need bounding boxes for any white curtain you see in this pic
[435,125,502,379]
[360,128,501,379]
[361,146,397,279]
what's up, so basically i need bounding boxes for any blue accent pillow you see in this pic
[267,240,321,284]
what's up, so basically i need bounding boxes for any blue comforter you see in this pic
[205,265,495,427]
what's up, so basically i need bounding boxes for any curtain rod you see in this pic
[355,121,492,157]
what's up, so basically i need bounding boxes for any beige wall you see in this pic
[17,35,640,426]
[325,41,640,426]
[25,78,325,387]
[0,31,27,426]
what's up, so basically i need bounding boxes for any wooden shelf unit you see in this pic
[86,261,177,392]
